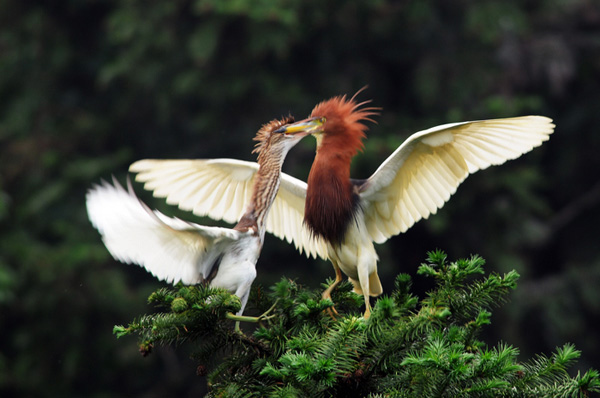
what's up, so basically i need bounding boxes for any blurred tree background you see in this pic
[1,0,599,396]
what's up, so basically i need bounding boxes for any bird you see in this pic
[86,115,317,320]
[129,93,555,319]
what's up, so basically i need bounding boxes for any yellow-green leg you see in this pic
[322,263,343,318]
[363,296,371,319]
[226,301,278,333]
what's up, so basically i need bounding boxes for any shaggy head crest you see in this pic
[309,90,379,156]
[252,115,295,159]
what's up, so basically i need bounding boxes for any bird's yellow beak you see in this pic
[274,117,325,135]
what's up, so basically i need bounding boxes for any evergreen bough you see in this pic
[114,250,600,397]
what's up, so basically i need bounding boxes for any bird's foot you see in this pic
[322,289,339,320]
[256,301,278,323]
[234,321,243,334]
[225,311,276,324]
[325,307,339,320]
[322,267,343,320]
[225,301,278,329]
[362,306,371,320]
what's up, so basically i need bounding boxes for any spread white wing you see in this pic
[86,178,244,284]
[129,159,328,259]
[359,116,555,243]
[130,159,258,224]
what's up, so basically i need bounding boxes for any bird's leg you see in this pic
[322,263,343,318]
[357,257,372,319]
[226,313,263,335]
[225,299,279,331]
[225,309,277,325]
[226,313,261,323]
[257,300,278,320]
[363,296,372,319]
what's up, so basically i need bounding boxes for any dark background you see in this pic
[1,1,599,396]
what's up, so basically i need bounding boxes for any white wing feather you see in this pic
[86,178,243,284]
[131,159,257,224]
[130,159,328,260]
[360,116,555,243]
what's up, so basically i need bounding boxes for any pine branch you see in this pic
[114,251,600,397]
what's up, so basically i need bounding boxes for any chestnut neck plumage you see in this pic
[305,138,359,245]
[302,94,377,244]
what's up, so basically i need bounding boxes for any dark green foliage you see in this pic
[114,285,242,352]
[3,1,600,396]
[116,252,600,397]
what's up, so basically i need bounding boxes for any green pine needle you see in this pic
[115,251,600,397]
